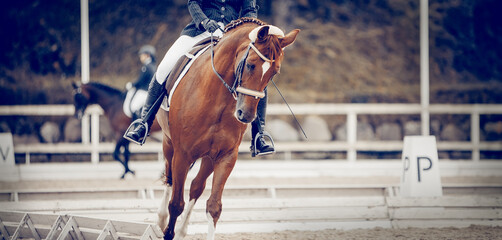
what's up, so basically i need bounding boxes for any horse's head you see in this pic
[232,24,300,123]
[72,82,90,120]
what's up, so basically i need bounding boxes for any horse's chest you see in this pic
[187,125,243,157]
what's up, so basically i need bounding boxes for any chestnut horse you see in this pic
[155,18,299,239]
[72,82,160,178]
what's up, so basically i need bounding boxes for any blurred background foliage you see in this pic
[0,0,501,105]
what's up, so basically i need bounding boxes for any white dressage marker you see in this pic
[400,135,443,197]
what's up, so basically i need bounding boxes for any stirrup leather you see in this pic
[123,119,149,145]
[252,131,275,157]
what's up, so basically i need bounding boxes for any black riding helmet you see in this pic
[139,45,156,61]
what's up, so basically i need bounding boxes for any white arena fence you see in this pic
[1,185,502,234]
[0,210,163,240]
[1,103,502,164]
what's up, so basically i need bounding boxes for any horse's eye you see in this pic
[246,63,255,71]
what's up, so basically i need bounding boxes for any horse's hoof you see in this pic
[163,233,174,240]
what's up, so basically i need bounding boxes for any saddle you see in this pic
[161,37,219,111]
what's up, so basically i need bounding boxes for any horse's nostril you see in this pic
[237,109,244,119]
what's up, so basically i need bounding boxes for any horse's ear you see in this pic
[257,26,270,41]
[279,29,300,49]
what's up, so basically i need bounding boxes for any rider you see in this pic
[124,0,275,157]
[124,45,156,119]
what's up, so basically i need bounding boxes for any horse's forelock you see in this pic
[270,37,283,62]
[254,33,283,63]
[247,26,284,62]
[224,18,283,62]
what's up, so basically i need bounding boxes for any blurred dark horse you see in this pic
[72,82,160,178]
[155,18,299,239]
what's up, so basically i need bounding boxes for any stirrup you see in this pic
[123,119,149,145]
[252,131,275,157]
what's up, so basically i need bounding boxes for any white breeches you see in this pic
[123,88,147,117]
[155,26,224,84]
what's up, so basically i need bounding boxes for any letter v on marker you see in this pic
[0,146,9,161]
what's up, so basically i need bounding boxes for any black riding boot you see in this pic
[124,78,165,145]
[251,88,275,157]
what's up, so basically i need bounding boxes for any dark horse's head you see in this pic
[227,19,300,123]
[72,82,89,120]
[71,81,123,120]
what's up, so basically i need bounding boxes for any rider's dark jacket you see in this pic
[182,0,258,37]
[133,60,156,91]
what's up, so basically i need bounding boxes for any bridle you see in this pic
[209,24,308,138]
[210,32,274,100]
[73,85,89,119]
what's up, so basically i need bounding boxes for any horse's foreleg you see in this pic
[206,154,237,240]
[158,184,172,231]
[113,141,121,163]
[173,199,195,240]
[164,153,191,240]
[123,142,135,175]
[174,158,214,239]
[113,139,128,179]
[158,138,174,231]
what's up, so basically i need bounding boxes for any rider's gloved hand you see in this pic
[202,18,219,33]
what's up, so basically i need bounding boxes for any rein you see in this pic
[210,33,238,99]
[210,32,267,100]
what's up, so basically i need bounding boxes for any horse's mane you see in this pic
[224,17,266,33]
[87,82,123,95]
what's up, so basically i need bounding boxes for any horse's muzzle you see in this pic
[75,111,84,120]
[235,109,255,123]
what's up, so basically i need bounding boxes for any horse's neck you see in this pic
[189,30,247,102]
[87,87,122,112]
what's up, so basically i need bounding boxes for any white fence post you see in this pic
[80,0,90,84]
[90,112,100,164]
[420,0,430,136]
[347,112,357,162]
[81,115,90,144]
[471,111,480,162]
